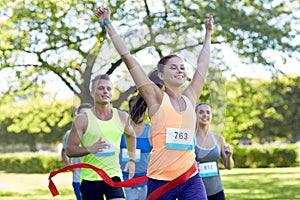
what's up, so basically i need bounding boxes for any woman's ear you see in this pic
[90,90,94,98]
[157,71,164,81]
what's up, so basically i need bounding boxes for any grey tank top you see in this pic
[195,134,224,196]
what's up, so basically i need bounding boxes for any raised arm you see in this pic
[184,16,214,106]
[94,7,161,108]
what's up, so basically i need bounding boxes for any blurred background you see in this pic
[0,0,299,165]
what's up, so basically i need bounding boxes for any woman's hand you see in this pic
[94,6,111,23]
[224,145,233,157]
[205,16,214,31]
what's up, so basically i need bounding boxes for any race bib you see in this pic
[94,142,116,157]
[199,162,219,178]
[165,128,194,150]
[121,148,141,162]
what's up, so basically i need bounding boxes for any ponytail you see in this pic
[129,70,163,123]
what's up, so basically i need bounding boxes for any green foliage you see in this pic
[1,0,299,107]
[0,152,65,173]
[220,75,300,144]
[0,96,73,151]
[1,144,298,175]
[233,144,298,168]
[272,147,297,167]
[0,0,299,150]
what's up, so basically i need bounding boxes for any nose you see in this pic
[103,88,109,93]
[177,67,184,73]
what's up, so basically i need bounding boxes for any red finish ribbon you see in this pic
[146,161,197,200]
[48,162,197,200]
[48,163,147,196]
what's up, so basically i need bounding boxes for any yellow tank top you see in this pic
[80,108,124,181]
[147,92,197,180]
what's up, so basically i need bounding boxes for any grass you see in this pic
[221,167,300,200]
[0,167,300,200]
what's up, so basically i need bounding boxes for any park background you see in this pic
[0,0,299,199]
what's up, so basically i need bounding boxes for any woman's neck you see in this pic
[165,87,182,98]
[197,125,210,135]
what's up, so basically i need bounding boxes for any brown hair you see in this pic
[129,69,162,123]
[195,102,211,113]
[128,95,147,123]
[157,54,181,73]
[129,55,181,123]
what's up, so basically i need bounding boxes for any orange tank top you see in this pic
[147,92,197,180]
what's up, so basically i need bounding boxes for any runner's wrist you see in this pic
[128,159,136,164]
[101,19,112,26]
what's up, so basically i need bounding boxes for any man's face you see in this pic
[92,79,113,104]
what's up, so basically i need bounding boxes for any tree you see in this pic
[0,0,299,145]
[256,75,300,143]
[0,94,73,151]
[1,0,298,104]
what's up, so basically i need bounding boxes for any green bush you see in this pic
[234,144,299,168]
[0,152,65,173]
[271,147,297,167]
[231,147,248,168]
[0,144,299,173]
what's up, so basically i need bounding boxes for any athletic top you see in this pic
[80,108,124,181]
[120,123,152,187]
[147,92,197,180]
[62,130,82,182]
[195,134,224,196]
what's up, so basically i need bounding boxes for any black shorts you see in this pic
[208,190,225,200]
[80,177,125,200]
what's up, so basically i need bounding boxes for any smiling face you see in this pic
[196,104,212,126]
[158,55,186,87]
[91,78,113,104]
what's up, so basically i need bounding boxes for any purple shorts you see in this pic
[147,174,207,200]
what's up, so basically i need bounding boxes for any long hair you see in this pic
[129,94,147,123]
[129,69,164,123]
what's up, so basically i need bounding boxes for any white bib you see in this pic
[165,128,194,150]
[199,162,219,178]
[121,148,141,162]
[94,142,116,157]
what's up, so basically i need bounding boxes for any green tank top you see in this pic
[80,108,124,181]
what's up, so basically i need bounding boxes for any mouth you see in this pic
[201,118,209,122]
[175,75,185,79]
[102,96,110,100]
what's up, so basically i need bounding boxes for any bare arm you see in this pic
[119,111,136,179]
[219,135,234,170]
[61,148,70,166]
[66,113,107,157]
[61,132,70,165]
[94,7,162,111]
[184,16,214,106]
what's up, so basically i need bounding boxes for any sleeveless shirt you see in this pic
[195,134,224,196]
[147,92,197,180]
[120,123,152,187]
[80,108,124,181]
